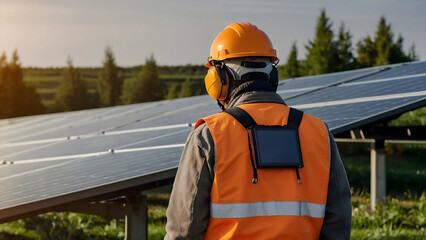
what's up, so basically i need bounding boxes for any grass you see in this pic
[147,194,168,240]
[0,195,169,240]
[342,143,426,239]
[351,192,425,240]
[340,143,426,196]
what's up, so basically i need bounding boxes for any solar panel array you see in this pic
[1,61,425,222]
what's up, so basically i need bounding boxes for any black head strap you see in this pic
[241,61,267,68]
[240,72,269,82]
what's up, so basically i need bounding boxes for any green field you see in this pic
[22,67,206,110]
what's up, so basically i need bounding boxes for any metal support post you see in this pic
[125,193,147,240]
[370,139,386,211]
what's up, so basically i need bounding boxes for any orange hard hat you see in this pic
[205,23,278,68]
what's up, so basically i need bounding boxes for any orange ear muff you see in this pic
[204,65,229,101]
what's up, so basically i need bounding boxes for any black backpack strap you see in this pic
[225,107,303,129]
[287,108,304,129]
[224,107,258,183]
[224,107,257,129]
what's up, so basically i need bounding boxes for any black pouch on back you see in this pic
[249,125,303,168]
[224,107,304,183]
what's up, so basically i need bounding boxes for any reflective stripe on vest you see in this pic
[211,201,326,219]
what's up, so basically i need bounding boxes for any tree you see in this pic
[55,57,90,111]
[408,44,419,61]
[165,82,181,100]
[121,54,165,104]
[283,42,301,79]
[305,9,335,75]
[178,78,195,98]
[389,34,412,63]
[335,23,356,71]
[120,78,136,104]
[374,16,393,66]
[356,35,377,68]
[0,50,45,119]
[97,46,123,107]
[356,16,417,68]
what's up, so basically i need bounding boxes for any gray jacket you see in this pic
[165,91,352,240]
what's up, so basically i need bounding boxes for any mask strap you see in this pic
[217,100,225,111]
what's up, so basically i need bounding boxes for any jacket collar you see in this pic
[227,91,287,109]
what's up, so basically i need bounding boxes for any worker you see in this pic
[165,22,351,240]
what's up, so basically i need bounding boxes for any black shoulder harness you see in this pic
[224,106,304,184]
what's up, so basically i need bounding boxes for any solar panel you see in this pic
[0,148,181,210]
[0,61,425,223]
[1,127,191,162]
[276,65,391,99]
[284,61,426,133]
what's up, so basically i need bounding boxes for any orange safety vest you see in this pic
[195,103,330,240]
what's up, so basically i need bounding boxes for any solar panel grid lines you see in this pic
[114,128,191,150]
[0,94,213,145]
[284,61,426,133]
[276,62,421,100]
[0,166,178,225]
[0,154,176,197]
[277,65,385,89]
[110,101,217,131]
[285,65,426,107]
[0,120,193,154]
[292,90,426,109]
[0,126,191,213]
[280,67,389,101]
[4,142,186,167]
[0,108,107,143]
[0,100,163,143]
[0,125,191,163]
[0,158,80,183]
[0,159,74,181]
[352,61,426,83]
[0,149,182,210]
[104,123,193,136]
[338,73,426,87]
[305,97,426,133]
[275,65,396,93]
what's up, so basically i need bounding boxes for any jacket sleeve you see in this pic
[319,129,352,240]
[164,123,215,240]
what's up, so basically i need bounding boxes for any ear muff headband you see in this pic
[269,65,278,90]
[215,65,227,85]
[204,61,278,100]
[204,62,229,100]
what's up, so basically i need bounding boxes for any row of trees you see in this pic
[281,10,418,78]
[55,48,202,112]
[0,47,202,119]
[55,49,165,111]
[0,51,45,119]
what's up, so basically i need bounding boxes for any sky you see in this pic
[0,0,425,67]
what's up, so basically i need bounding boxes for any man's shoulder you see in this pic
[296,110,329,136]
[194,111,231,129]
[299,110,323,123]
